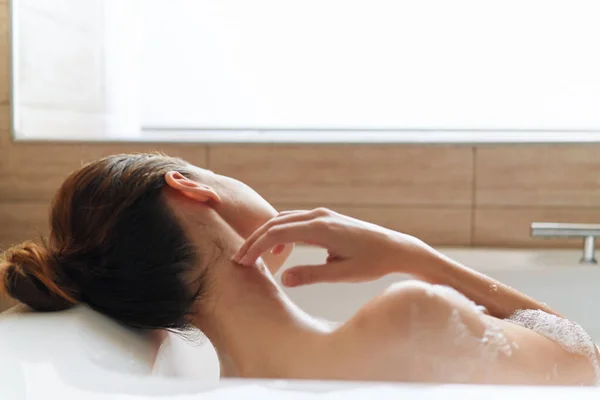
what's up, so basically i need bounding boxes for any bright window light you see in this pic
[12,0,600,142]
[139,0,600,140]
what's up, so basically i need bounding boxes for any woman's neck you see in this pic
[193,257,332,378]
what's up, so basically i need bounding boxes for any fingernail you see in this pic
[239,256,250,266]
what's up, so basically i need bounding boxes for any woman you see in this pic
[0,153,598,385]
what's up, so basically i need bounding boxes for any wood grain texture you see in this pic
[0,204,472,249]
[273,204,472,246]
[0,197,472,250]
[473,207,600,248]
[0,0,9,105]
[476,145,600,207]
[209,145,474,207]
[0,143,208,202]
[0,201,48,249]
[0,103,10,147]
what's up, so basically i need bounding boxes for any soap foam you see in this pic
[407,284,515,383]
[507,309,600,385]
[483,320,513,357]
[432,284,489,317]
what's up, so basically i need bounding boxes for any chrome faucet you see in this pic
[530,222,600,264]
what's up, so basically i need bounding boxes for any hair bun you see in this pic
[0,241,76,311]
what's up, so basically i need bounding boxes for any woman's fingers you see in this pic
[233,212,304,262]
[233,211,306,262]
[277,210,309,217]
[233,209,328,263]
[281,260,351,287]
[238,220,330,266]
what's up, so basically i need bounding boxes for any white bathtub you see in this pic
[1,246,600,399]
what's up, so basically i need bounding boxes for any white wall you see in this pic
[14,0,107,139]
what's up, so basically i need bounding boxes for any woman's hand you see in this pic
[232,208,434,287]
[233,208,563,322]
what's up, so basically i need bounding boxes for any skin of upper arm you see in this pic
[343,281,487,340]
[337,281,598,385]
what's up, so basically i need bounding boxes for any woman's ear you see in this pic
[164,171,222,204]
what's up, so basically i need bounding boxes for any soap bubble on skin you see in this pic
[432,285,488,317]
[402,289,478,383]
[413,285,513,383]
[439,285,521,380]
[507,309,600,385]
[445,308,484,382]
[475,305,488,315]
[400,284,599,385]
[483,321,513,357]
[419,306,483,383]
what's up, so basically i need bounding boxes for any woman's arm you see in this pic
[345,280,595,385]
[399,240,562,319]
[234,208,560,320]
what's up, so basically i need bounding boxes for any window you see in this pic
[12,0,600,142]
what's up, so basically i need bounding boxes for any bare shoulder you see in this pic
[335,280,599,385]
[338,280,486,341]
[326,280,490,382]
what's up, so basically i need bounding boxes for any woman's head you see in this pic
[0,153,283,330]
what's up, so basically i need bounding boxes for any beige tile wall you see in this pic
[1,2,600,265]
[0,1,8,106]
[209,145,474,206]
[209,145,475,246]
[474,146,600,247]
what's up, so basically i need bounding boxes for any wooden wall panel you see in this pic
[0,143,208,202]
[273,204,472,246]
[474,207,600,248]
[0,201,48,248]
[474,145,600,247]
[0,0,8,105]
[0,104,9,147]
[476,145,600,207]
[209,145,474,207]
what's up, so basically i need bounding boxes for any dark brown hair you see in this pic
[0,153,206,330]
